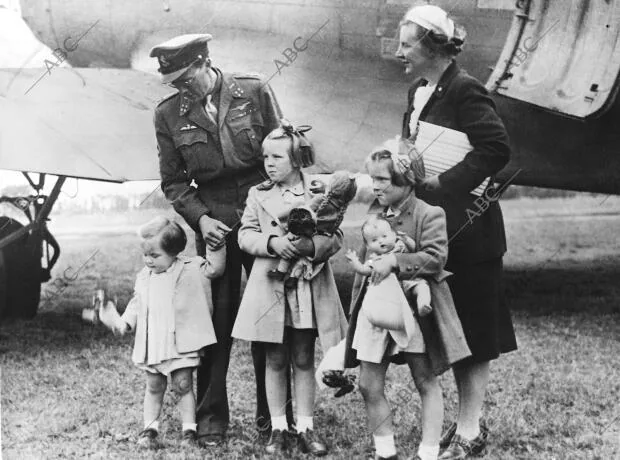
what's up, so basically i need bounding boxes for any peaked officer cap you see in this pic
[149,34,212,84]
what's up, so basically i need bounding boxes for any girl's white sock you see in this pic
[374,434,397,458]
[296,415,314,433]
[418,443,439,460]
[182,422,197,432]
[144,420,159,432]
[271,415,288,431]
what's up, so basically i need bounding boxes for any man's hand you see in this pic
[290,235,315,258]
[370,253,397,285]
[420,175,441,192]
[268,235,301,260]
[199,215,231,249]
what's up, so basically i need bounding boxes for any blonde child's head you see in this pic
[361,215,398,255]
[262,119,314,184]
[138,216,186,273]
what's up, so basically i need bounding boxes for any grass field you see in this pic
[2,195,620,459]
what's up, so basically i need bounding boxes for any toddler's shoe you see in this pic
[181,429,197,447]
[265,429,288,455]
[136,428,159,449]
[296,429,327,456]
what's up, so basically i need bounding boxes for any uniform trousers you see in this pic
[195,228,293,437]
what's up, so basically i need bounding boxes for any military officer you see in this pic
[150,33,292,447]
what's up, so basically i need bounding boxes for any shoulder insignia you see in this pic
[233,72,263,80]
[156,91,178,106]
[228,79,245,98]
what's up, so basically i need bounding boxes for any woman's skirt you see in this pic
[446,257,517,363]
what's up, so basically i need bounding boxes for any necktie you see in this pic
[205,94,218,125]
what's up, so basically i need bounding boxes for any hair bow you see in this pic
[279,118,315,168]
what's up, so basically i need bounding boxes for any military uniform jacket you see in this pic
[403,61,510,264]
[154,70,282,231]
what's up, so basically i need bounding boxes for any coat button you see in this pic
[271,221,277,226]
[414,265,420,270]
[406,265,413,271]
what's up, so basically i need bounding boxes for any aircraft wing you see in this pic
[0,68,171,182]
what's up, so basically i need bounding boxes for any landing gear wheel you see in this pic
[0,217,42,320]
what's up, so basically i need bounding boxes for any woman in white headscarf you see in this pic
[395,5,517,460]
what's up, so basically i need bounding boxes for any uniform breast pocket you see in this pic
[227,114,264,162]
[173,130,222,177]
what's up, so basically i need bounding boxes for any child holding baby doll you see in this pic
[342,142,471,460]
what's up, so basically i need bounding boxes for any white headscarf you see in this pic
[403,5,456,39]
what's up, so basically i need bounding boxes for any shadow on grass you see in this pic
[504,258,620,316]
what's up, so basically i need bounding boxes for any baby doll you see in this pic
[345,215,432,346]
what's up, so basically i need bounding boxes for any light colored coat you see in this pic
[232,172,348,351]
[344,195,471,375]
[122,254,223,365]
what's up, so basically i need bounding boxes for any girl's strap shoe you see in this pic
[438,432,488,459]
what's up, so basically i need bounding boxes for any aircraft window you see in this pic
[487,0,619,118]
[477,0,515,10]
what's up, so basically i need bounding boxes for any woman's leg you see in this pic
[405,354,443,459]
[290,329,316,422]
[143,372,167,430]
[453,360,490,439]
[171,367,196,428]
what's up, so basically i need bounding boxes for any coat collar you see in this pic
[410,59,459,103]
[433,60,459,99]
[367,191,418,218]
[177,69,224,133]
[255,171,315,227]
[136,256,189,285]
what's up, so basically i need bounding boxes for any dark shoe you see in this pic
[136,428,159,449]
[297,429,328,456]
[181,429,197,446]
[265,429,288,455]
[322,370,357,398]
[440,422,488,450]
[439,422,457,448]
[438,432,488,459]
[198,432,225,448]
[373,455,399,460]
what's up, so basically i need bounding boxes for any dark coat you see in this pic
[403,61,510,265]
[155,70,282,230]
[344,195,471,375]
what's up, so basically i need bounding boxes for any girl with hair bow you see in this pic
[232,120,348,457]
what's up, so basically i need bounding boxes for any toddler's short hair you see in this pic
[138,216,187,256]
